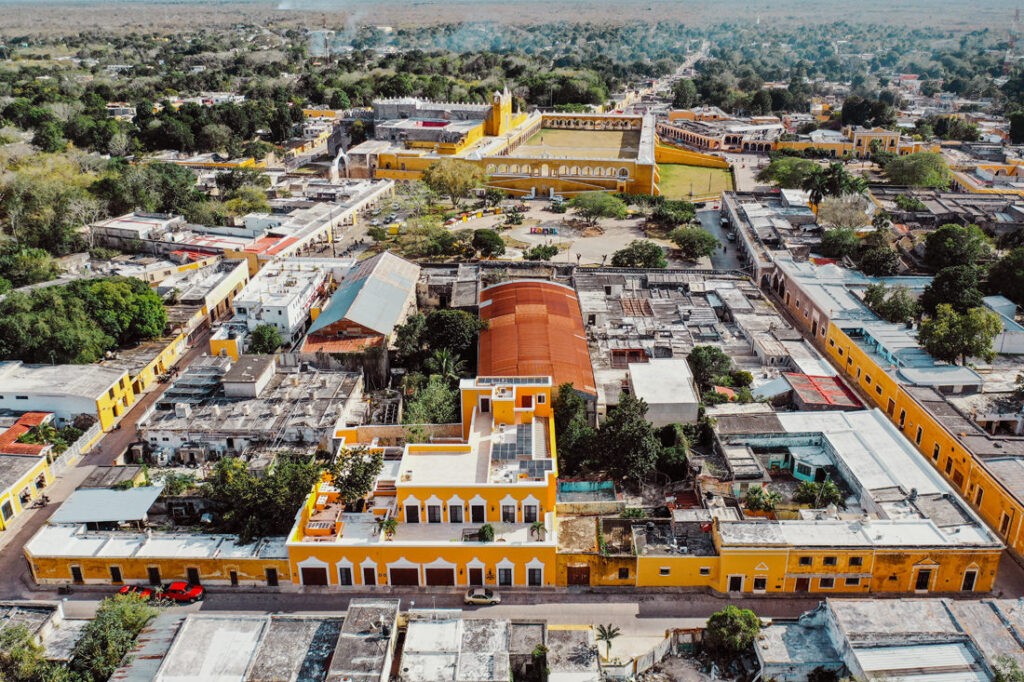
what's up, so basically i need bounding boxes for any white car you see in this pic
[464,588,501,605]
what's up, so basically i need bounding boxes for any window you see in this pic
[699,567,711,576]
[798,557,812,566]
[933,443,941,461]
[498,568,513,586]
[915,426,923,445]
[944,457,953,475]
[1000,513,1012,536]
[537,394,546,404]
[848,557,863,567]
[875,385,883,396]
[338,566,353,586]
[109,566,122,584]
[819,577,834,589]
[838,348,844,356]
[265,568,279,587]
[828,338,835,347]
[523,505,538,524]
[962,570,977,592]
[975,488,984,506]
[915,569,932,592]
[527,568,543,586]
[0,501,11,521]
[844,577,860,587]
[618,568,630,580]
[187,567,201,585]
[753,577,767,591]
[899,410,907,428]
[823,556,837,567]
[16,395,27,400]
[501,505,516,523]
[449,505,463,524]
[796,463,812,477]
[427,505,442,523]
[865,375,872,385]
[659,567,671,576]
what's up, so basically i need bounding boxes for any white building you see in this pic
[627,359,699,426]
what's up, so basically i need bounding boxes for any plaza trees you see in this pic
[570,191,628,225]
[756,156,820,189]
[670,226,719,261]
[611,240,667,268]
[422,159,485,209]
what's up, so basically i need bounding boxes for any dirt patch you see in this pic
[557,516,597,553]
[639,655,713,682]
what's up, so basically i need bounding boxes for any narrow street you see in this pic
[697,208,743,271]
[0,328,213,599]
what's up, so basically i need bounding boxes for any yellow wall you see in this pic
[94,373,135,431]
[654,142,731,169]
[210,336,243,361]
[823,322,1024,558]
[28,553,291,587]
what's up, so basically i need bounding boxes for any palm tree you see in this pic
[529,520,547,541]
[377,517,398,540]
[595,624,621,661]
[424,348,466,385]
[801,169,828,207]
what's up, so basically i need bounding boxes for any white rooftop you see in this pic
[0,361,125,399]
[628,359,698,405]
[25,525,287,559]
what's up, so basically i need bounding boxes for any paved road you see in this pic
[697,208,743,271]
[0,329,214,599]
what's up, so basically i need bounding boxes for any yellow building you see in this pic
[286,376,558,588]
[346,92,662,196]
[0,362,134,432]
[0,413,58,531]
[771,255,1024,564]
[559,408,1001,595]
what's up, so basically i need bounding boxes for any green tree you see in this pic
[743,485,782,512]
[704,606,761,663]
[863,284,919,323]
[69,594,158,682]
[924,223,992,271]
[570,192,628,225]
[817,195,870,230]
[994,657,1024,682]
[421,159,485,209]
[670,226,719,261]
[687,345,732,391]
[523,244,559,260]
[329,447,385,502]
[794,480,845,508]
[672,78,699,109]
[553,383,596,475]
[989,247,1024,306]
[858,246,900,276]
[918,304,1002,365]
[0,625,57,682]
[595,624,622,661]
[472,228,506,257]
[249,324,282,354]
[611,240,667,268]
[883,152,951,188]
[483,188,507,208]
[598,393,660,481]
[756,157,820,189]
[31,121,66,153]
[820,228,859,259]
[920,265,984,315]
[424,348,466,384]
[394,312,427,370]
[403,375,459,424]
[202,456,320,543]
[423,309,487,365]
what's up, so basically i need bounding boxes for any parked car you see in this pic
[118,584,155,600]
[157,581,206,603]
[727,232,736,242]
[464,588,501,605]
[693,201,706,208]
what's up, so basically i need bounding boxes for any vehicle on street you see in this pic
[693,201,706,208]
[157,581,206,603]
[727,232,736,242]
[464,588,501,605]
[118,584,155,600]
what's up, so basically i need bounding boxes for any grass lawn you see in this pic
[658,163,734,201]
[513,128,641,160]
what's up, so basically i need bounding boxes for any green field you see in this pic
[658,163,734,201]
[512,128,641,160]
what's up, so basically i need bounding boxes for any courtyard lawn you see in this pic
[514,128,641,160]
[658,163,734,201]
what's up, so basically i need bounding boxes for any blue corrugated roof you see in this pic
[308,252,420,337]
[50,485,164,524]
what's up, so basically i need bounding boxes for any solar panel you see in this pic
[519,459,554,478]
[516,424,533,455]
[493,443,517,461]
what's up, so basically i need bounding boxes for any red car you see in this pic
[118,585,155,600]
[157,581,206,603]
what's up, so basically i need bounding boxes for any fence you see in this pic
[600,628,700,680]
[50,421,102,476]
